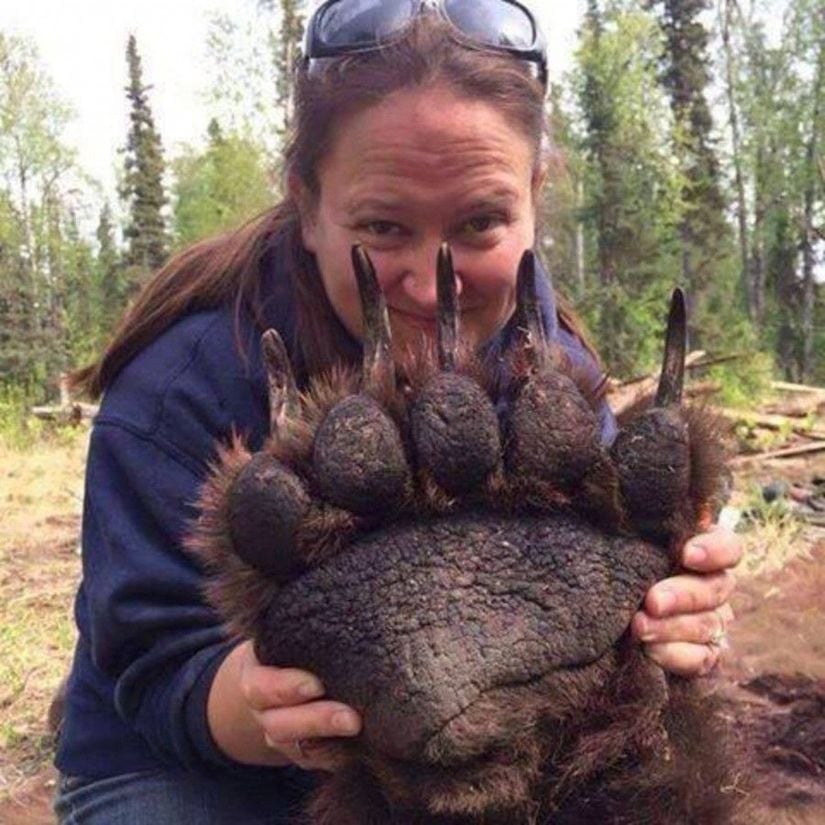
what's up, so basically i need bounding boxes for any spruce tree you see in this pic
[62,210,99,364]
[275,0,304,134]
[580,0,621,290]
[121,34,169,287]
[0,192,41,382]
[576,0,687,375]
[95,202,123,333]
[651,0,731,343]
[171,119,272,248]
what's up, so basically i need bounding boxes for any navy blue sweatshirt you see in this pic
[55,241,616,785]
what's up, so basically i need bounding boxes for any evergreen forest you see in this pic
[0,0,823,428]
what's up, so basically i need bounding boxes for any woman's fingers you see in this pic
[681,525,743,572]
[257,700,362,745]
[634,526,742,678]
[643,640,722,678]
[233,641,360,770]
[266,736,353,773]
[262,696,362,772]
[644,570,737,618]
[242,664,325,711]
[632,602,734,645]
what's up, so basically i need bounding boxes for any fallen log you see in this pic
[607,351,753,416]
[731,440,825,466]
[609,351,707,391]
[762,381,825,417]
[720,408,825,440]
[687,352,750,370]
[608,352,709,415]
[30,403,97,424]
[29,374,99,424]
[771,381,825,396]
[765,397,825,418]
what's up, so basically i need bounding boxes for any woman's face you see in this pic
[299,85,540,359]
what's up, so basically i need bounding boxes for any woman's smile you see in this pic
[389,307,438,336]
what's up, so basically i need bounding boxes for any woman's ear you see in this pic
[288,172,318,253]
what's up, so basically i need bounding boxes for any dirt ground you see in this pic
[716,454,825,824]
[0,430,87,825]
[0,429,823,824]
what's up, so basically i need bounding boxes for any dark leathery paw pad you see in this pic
[254,513,672,763]
[507,370,601,487]
[410,373,501,496]
[313,394,409,515]
[228,452,310,579]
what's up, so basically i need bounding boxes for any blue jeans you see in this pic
[54,768,312,824]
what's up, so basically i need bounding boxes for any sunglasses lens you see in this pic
[317,0,420,48]
[444,0,537,50]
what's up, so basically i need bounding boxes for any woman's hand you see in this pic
[208,640,361,771]
[631,526,742,677]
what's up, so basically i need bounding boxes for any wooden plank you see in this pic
[688,352,749,370]
[719,408,825,440]
[731,441,825,466]
[609,351,707,390]
[771,380,825,395]
[608,352,712,415]
[30,403,97,423]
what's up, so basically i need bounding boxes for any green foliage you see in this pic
[815,299,825,385]
[736,481,803,577]
[0,32,94,386]
[570,3,693,376]
[0,383,45,450]
[721,0,824,382]
[649,0,734,349]
[271,0,304,135]
[575,280,678,378]
[93,201,127,341]
[708,351,774,410]
[205,9,286,165]
[2,2,821,412]
[171,120,274,249]
[121,35,169,285]
[0,381,90,451]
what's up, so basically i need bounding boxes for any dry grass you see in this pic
[0,428,87,800]
[735,490,808,578]
[729,460,825,579]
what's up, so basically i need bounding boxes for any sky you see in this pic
[0,0,586,202]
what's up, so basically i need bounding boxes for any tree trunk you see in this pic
[752,144,767,325]
[575,179,585,299]
[800,41,824,380]
[722,0,752,318]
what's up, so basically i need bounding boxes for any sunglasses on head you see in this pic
[303,0,548,88]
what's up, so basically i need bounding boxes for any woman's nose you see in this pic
[396,245,463,313]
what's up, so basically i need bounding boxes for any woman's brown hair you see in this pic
[72,15,598,399]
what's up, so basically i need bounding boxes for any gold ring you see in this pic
[708,609,729,649]
[708,627,727,647]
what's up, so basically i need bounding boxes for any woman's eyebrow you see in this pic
[455,188,519,214]
[344,186,519,216]
[344,195,405,214]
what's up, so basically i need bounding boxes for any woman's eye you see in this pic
[363,220,401,237]
[460,215,503,235]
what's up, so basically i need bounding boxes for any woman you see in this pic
[55,2,740,822]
